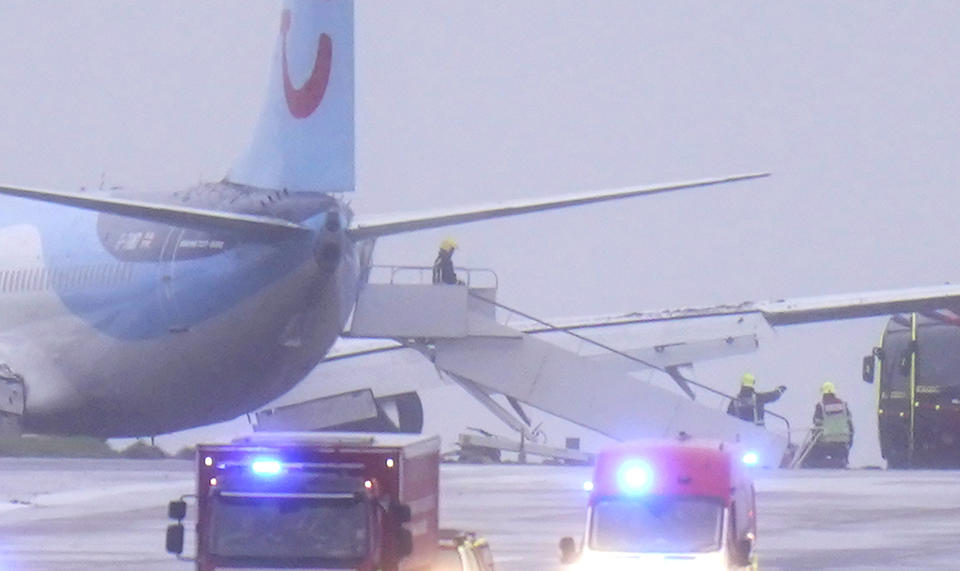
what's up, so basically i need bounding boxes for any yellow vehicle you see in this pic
[435,529,495,571]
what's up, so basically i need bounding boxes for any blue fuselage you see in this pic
[0,182,362,437]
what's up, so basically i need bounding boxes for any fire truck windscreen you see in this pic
[589,497,723,553]
[209,495,370,561]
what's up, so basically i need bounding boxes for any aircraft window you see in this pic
[0,271,7,292]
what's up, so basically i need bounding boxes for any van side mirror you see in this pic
[558,536,578,564]
[862,355,875,384]
[168,500,187,520]
[166,524,185,554]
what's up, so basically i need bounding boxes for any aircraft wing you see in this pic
[0,183,309,238]
[347,173,768,240]
[536,283,960,329]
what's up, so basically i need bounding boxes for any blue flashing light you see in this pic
[741,451,759,466]
[251,458,283,476]
[583,480,594,492]
[616,459,654,495]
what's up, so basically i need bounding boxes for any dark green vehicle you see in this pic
[863,313,960,468]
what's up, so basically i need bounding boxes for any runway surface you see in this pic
[1,458,959,569]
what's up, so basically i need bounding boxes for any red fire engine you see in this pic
[166,432,439,571]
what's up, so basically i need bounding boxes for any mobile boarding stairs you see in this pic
[345,266,793,467]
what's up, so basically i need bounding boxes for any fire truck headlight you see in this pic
[251,458,283,476]
[741,451,759,466]
[616,459,653,495]
[582,480,594,492]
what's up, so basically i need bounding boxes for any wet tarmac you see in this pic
[1,459,959,570]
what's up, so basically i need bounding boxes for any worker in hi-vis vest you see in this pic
[807,381,854,468]
[726,372,786,426]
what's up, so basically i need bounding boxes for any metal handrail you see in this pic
[366,264,498,289]
[468,291,792,443]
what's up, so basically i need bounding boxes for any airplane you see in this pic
[4,1,958,445]
[0,0,768,438]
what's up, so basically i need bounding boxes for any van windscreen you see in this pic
[589,496,722,553]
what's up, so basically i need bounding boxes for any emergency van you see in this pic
[560,439,758,570]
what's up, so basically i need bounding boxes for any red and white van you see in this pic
[560,439,758,570]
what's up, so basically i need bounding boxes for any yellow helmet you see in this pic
[741,373,756,388]
[821,381,836,395]
[439,238,458,252]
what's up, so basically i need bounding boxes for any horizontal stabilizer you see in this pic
[0,184,310,238]
[347,173,768,240]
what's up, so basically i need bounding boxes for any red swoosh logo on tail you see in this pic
[280,9,332,119]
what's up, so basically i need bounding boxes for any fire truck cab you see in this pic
[166,432,440,571]
[560,439,758,570]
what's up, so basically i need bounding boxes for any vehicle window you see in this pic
[918,325,960,389]
[208,495,369,561]
[881,330,909,391]
[589,496,723,553]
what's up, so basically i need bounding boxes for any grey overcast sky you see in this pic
[2,1,960,465]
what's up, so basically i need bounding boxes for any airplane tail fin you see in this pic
[227,0,355,193]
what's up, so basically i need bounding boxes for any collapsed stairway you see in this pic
[347,269,790,466]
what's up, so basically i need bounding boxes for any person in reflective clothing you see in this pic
[432,238,460,285]
[726,372,786,426]
[804,381,854,468]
